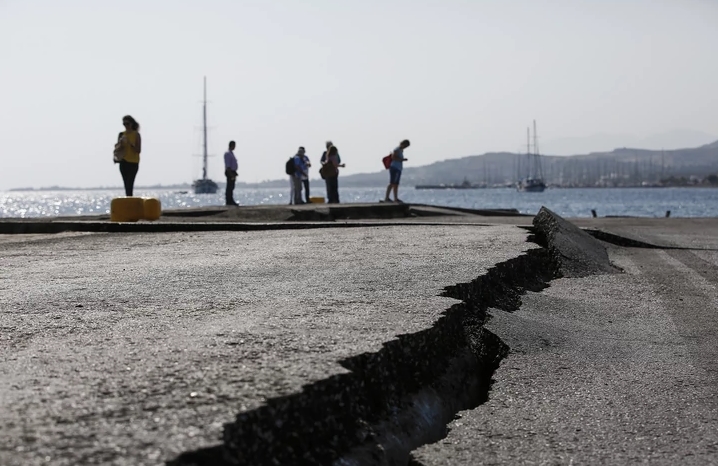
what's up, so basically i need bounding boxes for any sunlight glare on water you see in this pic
[1,187,718,218]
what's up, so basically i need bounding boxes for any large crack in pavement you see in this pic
[170,249,557,466]
[169,207,614,466]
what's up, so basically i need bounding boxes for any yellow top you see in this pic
[121,130,140,163]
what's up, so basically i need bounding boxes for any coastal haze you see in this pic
[2,0,718,191]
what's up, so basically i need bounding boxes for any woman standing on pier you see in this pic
[321,143,344,204]
[114,115,142,196]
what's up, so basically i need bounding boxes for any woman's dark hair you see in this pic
[401,139,410,147]
[123,115,140,131]
[327,146,338,156]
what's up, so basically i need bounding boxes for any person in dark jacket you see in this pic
[320,141,344,203]
[224,140,239,206]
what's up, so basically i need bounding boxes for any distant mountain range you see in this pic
[334,139,718,188]
[11,139,718,191]
[541,129,717,156]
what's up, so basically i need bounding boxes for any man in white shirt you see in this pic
[224,141,238,206]
[292,147,308,205]
[301,152,311,203]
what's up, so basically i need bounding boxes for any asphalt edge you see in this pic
[0,205,529,234]
[0,221,494,235]
[532,206,621,278]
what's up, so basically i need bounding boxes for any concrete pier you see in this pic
[0,204,716,465]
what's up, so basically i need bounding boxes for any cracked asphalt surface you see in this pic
[3,213,718,466]
[0,225,533,466]
[412,221,718,465]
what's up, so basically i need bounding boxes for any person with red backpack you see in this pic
[384,139,410,203]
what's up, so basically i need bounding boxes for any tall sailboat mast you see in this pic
[527,127,531,154]
[527,127,531,179]
[202,76,208,181]
[192,76,219,194]
[517,120,546,192]
[533,119,543,180]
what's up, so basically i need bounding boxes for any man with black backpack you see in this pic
[287,147,307,205]
[286,152,296,204]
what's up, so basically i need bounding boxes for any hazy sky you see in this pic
[2,0,717,189]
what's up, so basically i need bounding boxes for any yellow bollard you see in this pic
[110,197,145,222]
[309,196,325,204]
[142,197,162,221]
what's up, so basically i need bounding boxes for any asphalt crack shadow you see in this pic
[523,223,718,252]
[168,243,559,466]
[583,229,680,249]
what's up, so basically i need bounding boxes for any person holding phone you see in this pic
[321,142,345,204]
[384,139,410,203]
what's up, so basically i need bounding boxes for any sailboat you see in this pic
[192,77,219,194]
[517,120,546,192]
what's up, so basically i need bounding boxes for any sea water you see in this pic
[1,187,718,219]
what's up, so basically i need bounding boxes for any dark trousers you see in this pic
[325,176,339,204]
[225,170,237,205]
[303,179,310,203]
[119,161,139,196]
